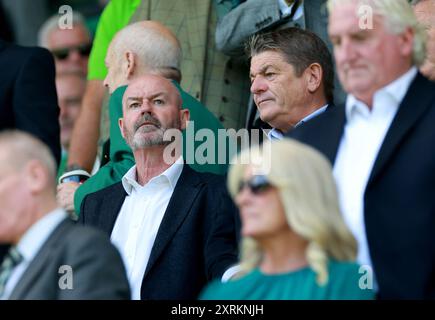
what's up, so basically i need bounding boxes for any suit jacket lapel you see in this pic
[293,103,346,164]
[9,219,73,299]
[368,73,435,186]
[96,183,127,235]
[142,165,202,280]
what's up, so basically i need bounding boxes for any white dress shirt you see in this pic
[1,208,68,300]
[267,104,328,140]
[110,158,184,300]
[333,67,418,284]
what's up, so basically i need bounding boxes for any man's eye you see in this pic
[265,72,276,79]
[129,103,140,108]
[154,99,164,105]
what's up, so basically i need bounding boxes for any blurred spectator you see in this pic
[214,0,346,129]
[247,27,335,139]
[56,71,100,180]
[38,12,92,74]
[78,75,238,300]
[288,0,434,299]
[201,139,373,299]
[411,0,435,80]
[0,39,60,165]
[0,130,130,300]
[67,0,250,174]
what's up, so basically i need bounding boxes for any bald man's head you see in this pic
[119,74,188,151]
[0,131,57,183]
[0,131,58,243]
[104,21,182,92]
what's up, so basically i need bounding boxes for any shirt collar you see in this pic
[266,104,328,141]
[17,208,68,262]
[345,66,418,120]
[294,104,328,128]
[122,157,184,195]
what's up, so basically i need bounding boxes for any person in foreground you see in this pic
[0,130,130,300]
[200,139,374,300]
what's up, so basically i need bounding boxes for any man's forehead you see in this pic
[251,51,286,68]
[123,77,180,102]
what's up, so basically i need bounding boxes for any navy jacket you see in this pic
[79,164,239,300]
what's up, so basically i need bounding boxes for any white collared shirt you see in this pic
[267,104,328,140]
[1,208,68,300]
[333,67,418,285]
[110,158,184,300]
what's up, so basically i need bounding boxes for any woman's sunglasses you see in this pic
[51,43,92,60]
[238,175,273,195]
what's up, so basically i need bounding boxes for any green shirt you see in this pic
[200,261,375,300]
[87,0,140,80]
[74,83,232,214]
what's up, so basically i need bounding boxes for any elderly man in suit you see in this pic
[287,0,434,299]
[79,74,239,300]
[0,130,130,300]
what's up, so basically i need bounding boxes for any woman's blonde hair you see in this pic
[228,139,357,285]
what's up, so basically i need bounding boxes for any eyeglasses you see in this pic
[51,43,92,60]
[238,175,273,195]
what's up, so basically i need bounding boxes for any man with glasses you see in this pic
[38,12,92,74]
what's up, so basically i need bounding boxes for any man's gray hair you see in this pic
[327,0,427,66]
[38,12,90,47]
[0,130,57,186]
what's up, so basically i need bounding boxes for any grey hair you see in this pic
[327,0,427,66]
[110,22,182,81]
[0,130,57,189]
[38,11,90,48]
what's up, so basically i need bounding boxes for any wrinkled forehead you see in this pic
[123,76,182,105]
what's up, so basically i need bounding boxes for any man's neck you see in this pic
[133,146,180,185]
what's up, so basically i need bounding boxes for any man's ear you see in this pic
[25,160,49,193]
[180,109,190,131]
[125,51,136,79]
[398,26,414,58]
[305,63,323,93]
[118,118,126,139]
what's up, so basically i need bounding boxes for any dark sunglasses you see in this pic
[51,43,92,60]
[238,175,273,195]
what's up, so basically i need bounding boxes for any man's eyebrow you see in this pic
[126,97,143,103]
[250,64,274,78]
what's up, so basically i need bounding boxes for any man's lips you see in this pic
[257,98,273,106]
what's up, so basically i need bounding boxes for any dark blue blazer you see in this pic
[0,39,60,164]
[287,72,435,299]
[79,164,239,300]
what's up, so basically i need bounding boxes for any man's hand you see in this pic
[57,181,80,213]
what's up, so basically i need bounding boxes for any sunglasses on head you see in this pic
[51,43,92,60]
[238,175,273,195]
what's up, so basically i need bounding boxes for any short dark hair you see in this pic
[246,27,335,103]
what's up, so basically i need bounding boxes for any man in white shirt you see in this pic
[288,0,435,299]
[248,27,334,140]
[79,74,239,300]
[0,130,130,300]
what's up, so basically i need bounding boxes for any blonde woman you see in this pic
[200,139,374,299]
